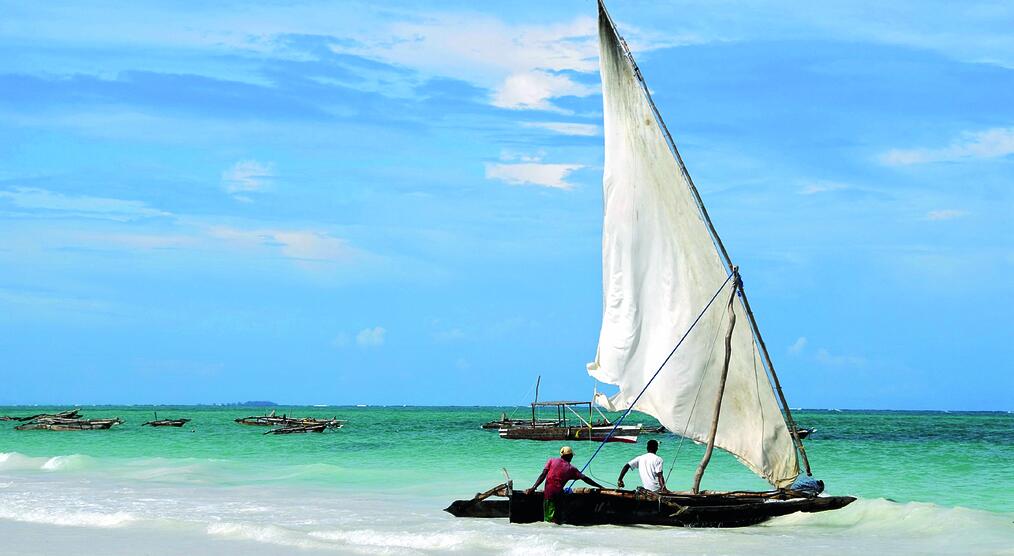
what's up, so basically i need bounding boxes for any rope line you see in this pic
[666,297,730,481]
[573,272,736,483]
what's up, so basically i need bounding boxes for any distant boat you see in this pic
[141,411,191,428]
[498,400,641,444]
[263,423,331,435]
[794,427,816,440]
[448,0,854,527]
[234,410,344,429]
[16,417,123,431]
[1,409,80,422]
[480,414,542,430]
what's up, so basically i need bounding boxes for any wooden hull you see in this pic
[143,419,191,427]
[237,416,344,429]
[16,419,121,431]
[481,419,556,430]
[446,488,855,528]
[264,424,328,434]
[499,425,640,443]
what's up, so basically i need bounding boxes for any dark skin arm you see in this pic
[577,472,604,489]
[525,468,549,495]
[617,464,669,492]
[526,469,604,494]
[616,463,631,489]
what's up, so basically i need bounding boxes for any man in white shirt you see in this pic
[616,439,668,492]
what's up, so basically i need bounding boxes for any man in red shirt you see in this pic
[525,446,604,523]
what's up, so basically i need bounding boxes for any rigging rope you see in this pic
[666,297,730,481]
[572,272,736,483]
[506,377,540,421]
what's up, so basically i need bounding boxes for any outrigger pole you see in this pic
[597,0,812,477]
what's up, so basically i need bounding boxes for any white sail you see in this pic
[588,2,799,488]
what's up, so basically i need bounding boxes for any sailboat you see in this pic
[446,0,856,527]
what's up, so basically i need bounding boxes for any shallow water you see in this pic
[1,406,1012,554]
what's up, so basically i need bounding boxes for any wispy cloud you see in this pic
[798,181,847,195]
[433,327,466,342]
[815,347,866,367]
[485,162,583,190]
[523,121,600,136]
[207,226,352,262]
[880,127,1014,166]
[788,336,807,354]
[356,326,386,348]
[0,187,170,221]
[222,160,275,200]
[926,209,968,221]
[492,71,596,112]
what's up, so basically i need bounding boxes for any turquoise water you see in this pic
[1,406,1012,554]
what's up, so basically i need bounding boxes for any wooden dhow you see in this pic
[448,0,855,527]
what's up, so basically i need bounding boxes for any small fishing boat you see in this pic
[263,423,329,435]
[235,410,344,429]
[499,401,641,444]
[2,409,81,422]
[449,0,855,527]
[142,418,191,427]
[15,417,123,431]
[795,427,816,439]
[141,411,191,427]
[481,416,536,430]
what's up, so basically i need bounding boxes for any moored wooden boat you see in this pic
[795,427,816,439]
[481,417,545,430]
[499,400,641,443]
[263,423,328,435]
[15,417,123,431]
[142,418,191,427]
[2,409,81,422]
[236,411,344,429]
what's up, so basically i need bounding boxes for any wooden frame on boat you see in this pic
[498,401,641,443]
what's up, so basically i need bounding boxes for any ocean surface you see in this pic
[0,406,1011,555]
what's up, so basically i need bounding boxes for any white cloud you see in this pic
[799,181,847,195]
[926,209,968,221]
[485,162,583,190]
[880,127,1014,166]
[0,187,170,221]
[523,121,600,136]
[207,226,351,262]
[815,348,866,367]
[338,15,599,86]
[788,337,807,354]
[492,70,596,112]
[222,160,275,196]
[433,328,466,342]
[356,326,386,348]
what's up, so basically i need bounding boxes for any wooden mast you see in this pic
[692,276,738,493]
[598,0,812,477]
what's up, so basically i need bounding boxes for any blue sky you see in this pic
[0,1,1010,409]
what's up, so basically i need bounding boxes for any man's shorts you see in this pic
[542,498,556,523]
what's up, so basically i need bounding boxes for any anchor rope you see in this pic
[572,272,736,484]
